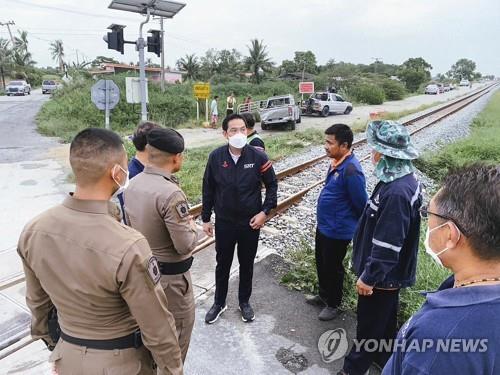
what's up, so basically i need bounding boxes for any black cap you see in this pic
[147,128,184,154]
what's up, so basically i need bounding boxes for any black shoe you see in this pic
[305,295,326,307]
[205,303,227,324]
[318,306,340,321]
[239,302,255,322]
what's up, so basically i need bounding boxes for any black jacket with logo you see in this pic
[202,145,278,224]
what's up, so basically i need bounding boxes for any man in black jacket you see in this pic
[202,114,278,324]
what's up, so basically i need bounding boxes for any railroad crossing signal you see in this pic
[147,29,162,57]
[104,24,125,54]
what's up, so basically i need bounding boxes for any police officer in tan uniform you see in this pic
[17,128,184,375]
[124,128,198,362]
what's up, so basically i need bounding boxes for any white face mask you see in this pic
[228,133,247,149]
[424,222,457,267]
[112,165,130,197]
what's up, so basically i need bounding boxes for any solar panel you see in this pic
[108,0,186,18]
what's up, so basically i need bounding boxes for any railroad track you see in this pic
[0,83,496,360]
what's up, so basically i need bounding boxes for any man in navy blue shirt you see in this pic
[340,120,422,375]
[118,121,160,220]
[383,164,500,374]
[308,124,367,321]
[202,114,278,324]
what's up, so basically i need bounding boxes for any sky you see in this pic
[0,0,499,76]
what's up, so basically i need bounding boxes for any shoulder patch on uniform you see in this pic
[146,256,161,285]
[175,201,190,219]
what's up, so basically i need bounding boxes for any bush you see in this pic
[352,83,385,104]
[381,79,407,100]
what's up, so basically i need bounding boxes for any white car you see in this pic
[259,94,301,131]
[5,80,31,96]
[459,79,470,86]
[425,84,439,95]
[301,92,353,117]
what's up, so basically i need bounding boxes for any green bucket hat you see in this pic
[366,120,419,160]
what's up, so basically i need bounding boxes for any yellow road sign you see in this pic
[193,83,211,99]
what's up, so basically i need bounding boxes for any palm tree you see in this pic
[176,54,200,80]
[12,30,35,68]
[50,40,65,72]
[245,39,273,84]
[0,38,13,89]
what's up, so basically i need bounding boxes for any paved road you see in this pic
[0,89,56,163]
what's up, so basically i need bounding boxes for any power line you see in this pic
[1,0,139,21]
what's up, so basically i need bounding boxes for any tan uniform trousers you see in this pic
[160,271,195,363]
[50,338,155,375]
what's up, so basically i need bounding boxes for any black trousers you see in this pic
[343,289,400,375]
[315,229,350,308]
[226,109,234,116]
[214,219,260,306]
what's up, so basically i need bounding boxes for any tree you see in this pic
[0,38,13,89]
[199,49,219,79]
[91,56,119,67]
[449,58,478,81]
[245,39,273,84]
[12,30,35,67]
[176,54,200,80]
[216,49,242,76]
[294,51,317,74]
[50,40,65,72]
[397,57,432,92]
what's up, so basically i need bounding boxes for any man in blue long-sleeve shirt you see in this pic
[308,124,368,321]
[340,120,422,375]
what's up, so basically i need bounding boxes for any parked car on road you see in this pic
[41,80,59,94]
[425,84,439,95]
[259,94,301,130]
[459,79,470,86]
[300,92,353,117]
[5,80,31,96]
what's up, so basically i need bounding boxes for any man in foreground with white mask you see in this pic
[340,120,422,375]
[202,114,278,324]
[17,128,183,374]
[383,164,500,374]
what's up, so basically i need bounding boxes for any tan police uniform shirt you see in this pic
[17,195,183,375]
[124,166,198,264]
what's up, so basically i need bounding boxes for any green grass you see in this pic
[281,227,450,324]
[415,90,500,181]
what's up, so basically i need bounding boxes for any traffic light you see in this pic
[147,30,161,57]
[104,24,125,54]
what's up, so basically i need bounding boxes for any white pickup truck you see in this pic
[238,94,301,130]
[301,92,353,117]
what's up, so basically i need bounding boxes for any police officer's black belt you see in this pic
[60,330,143,350]
[158,256,193,275]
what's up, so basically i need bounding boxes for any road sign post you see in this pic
[91,79,120,130]
[193,83,211,124]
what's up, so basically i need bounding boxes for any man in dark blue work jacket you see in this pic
[383,164,500,375]
[308,124,367,321]
[340,120,422,375]
[202,113,278,324]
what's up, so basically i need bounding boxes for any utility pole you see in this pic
[138,9,151,121]
[76,49,80,66]
[0,21,15,44]
[160,17,165,93]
